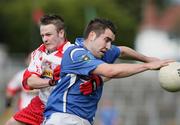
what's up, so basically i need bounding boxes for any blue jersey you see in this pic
[44,38,120,124]
[75,37,120,64]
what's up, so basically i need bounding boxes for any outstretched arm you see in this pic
[79,58,173,95]
[93,59,173,78]
[119,46,160,62]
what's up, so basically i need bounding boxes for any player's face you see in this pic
[40,24,64,52]
[91,28,115,58]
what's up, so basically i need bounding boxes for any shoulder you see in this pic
[31,44,45,59]
[65,45,86,55]
[62,41,72,53]
[102,45,120,63]
[64,45,95,62]
[109,45,120,52]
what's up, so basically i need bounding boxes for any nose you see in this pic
[106,42,111,50]
[42,36,48,43]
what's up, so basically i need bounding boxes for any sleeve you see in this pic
[62,47,105,76]
[22,50,42,90]
[102,45,120,63]
[22,69,31,90]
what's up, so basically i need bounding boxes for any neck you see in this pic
[47,50,55,54]
[83,40,90,50]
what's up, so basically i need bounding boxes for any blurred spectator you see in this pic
[0,44,8,85]
[96,97,121,125]
[5,54,38,111]
[135,0,180,59]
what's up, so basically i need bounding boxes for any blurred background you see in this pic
[0,0,179,124]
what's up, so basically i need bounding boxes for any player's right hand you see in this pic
[53,66,60,81]
[80,75,103,95]
[146,59,174,70]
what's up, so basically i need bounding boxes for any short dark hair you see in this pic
[40,14,65,32]
[83,18,116,39]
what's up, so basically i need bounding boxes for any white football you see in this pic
[158,62,180,92]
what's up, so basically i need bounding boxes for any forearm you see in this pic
[27,75,50,89]
[95,59,172,79]
[94,63,149,78]
[119,46,155,62]
[107,63,149,78]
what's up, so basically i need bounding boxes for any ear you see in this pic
[89,31,96,41]
[58,29,65,38]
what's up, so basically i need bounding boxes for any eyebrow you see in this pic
[106,37,113,42]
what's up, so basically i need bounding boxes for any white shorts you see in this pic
[43,112,91,125]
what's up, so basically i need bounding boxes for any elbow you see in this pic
[26,77,38,89]
[22,69,34,90]
[22,78,33,90]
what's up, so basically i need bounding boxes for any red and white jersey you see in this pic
[6,69,37,110]
[23,41,71,104]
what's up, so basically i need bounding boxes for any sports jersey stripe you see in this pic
[63,74,77,112]
[70,48,85,61]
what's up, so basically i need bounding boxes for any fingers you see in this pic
[161,59,176,67]
[80,81,93,95]
[147,59,176,70]
[53,66,61,81]
[162,59,175,63]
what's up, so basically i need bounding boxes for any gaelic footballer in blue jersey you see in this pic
[43,18,173,125]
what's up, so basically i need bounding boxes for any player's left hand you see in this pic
[80,75,103,95]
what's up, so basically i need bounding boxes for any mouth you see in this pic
[45,43,52,50]
[99,51,106,56]
[100,51,104,54]
[100,49,107,54]
[45,43,51,46]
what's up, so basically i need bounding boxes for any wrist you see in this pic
[143,63,151,70]
[48,79,56,86]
